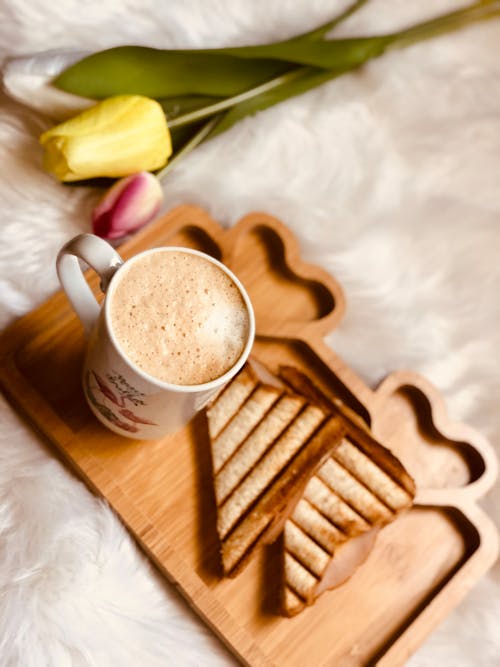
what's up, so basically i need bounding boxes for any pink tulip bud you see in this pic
[92,171,164,240]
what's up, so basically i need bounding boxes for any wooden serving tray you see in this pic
[0,205,498,666]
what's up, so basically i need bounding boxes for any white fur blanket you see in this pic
[1,1,499,665]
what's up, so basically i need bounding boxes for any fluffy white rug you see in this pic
[1,0,499,665]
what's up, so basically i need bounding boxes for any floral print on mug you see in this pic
[84,369,158,433]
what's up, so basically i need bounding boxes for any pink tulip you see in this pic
[92,171,164,240]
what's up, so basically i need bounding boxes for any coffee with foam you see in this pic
[109,250,250,385]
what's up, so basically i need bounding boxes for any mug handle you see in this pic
[56,233,123,334]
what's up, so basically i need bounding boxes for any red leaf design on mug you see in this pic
[92,371,122,406]
[119,408,157,426]
[112,419,140,433]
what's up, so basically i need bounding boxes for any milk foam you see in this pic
[109,250,250,385]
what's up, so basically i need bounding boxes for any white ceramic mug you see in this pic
[56,234,255,439]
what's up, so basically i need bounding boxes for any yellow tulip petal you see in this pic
[41,136,74,180]
[40,95,172,181]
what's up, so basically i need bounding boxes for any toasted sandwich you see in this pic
[278,366,416,616]
[206,359,346,576]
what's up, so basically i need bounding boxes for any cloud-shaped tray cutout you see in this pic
[372,370,497,497]
[223,213,345,339]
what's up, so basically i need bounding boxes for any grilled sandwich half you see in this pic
[278,366,416,616]
[206,360,346,577]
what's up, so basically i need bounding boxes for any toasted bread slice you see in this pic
[220,415,346,575]
[279,366,415,498]
[218,404,326,539]
[283,528,380,615]
[207,363,259,440]
[215,394,306,505]
[206,359,346,576]
[211,384,282,474]
[278,366,416,616]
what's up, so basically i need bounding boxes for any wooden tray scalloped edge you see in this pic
[0,204,498,666]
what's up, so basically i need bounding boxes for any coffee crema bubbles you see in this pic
[109,250,250,385]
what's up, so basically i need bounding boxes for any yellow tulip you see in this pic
[39,95,172,182]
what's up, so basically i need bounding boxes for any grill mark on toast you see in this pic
[316,458,394,524]
[206,365,258,439]
[284,552,318,601]
[284,520,330,577]
[299,496,351,539]
[215,394,306,505]
[303,475,369,535]
[283,586,306,616]
[331,438,412,512]
[212,385,282,473]
[217,405,327,539]
[206,362,415,614]
[277,366,416,617]
[290,500,345,555]
[208,383,259,445]
[340,426,416,498]
[278,365,416,498]
[278,366,336,417]
[222,517,272,576]
[221,416,345,575]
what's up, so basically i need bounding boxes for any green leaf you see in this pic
[201,0,500,67]
[167,66,309,128]
[208,67,341,138]
[54,1,500,100]
[205,1,500,68]
[161,36,390,130]
[210,35,392,69]
[54,47,291,98]
[54,1,370,99]
[208,0,500,137]
[54,37,389,100]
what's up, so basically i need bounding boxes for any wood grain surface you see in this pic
[0,205,498,666]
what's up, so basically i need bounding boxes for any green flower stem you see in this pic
[125,0,500,183]
[208,1,500,140]
[208,68,340,139]
[285,0,370,42]
[157,1,372,175]
[54,1,371,99]
[167,66,310,128]
[169,0,500,137]
[166,0,372,128]
[54,1,500,99]
[208,0,500,68]
[156,114,221,180]
[388,0,500,50]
